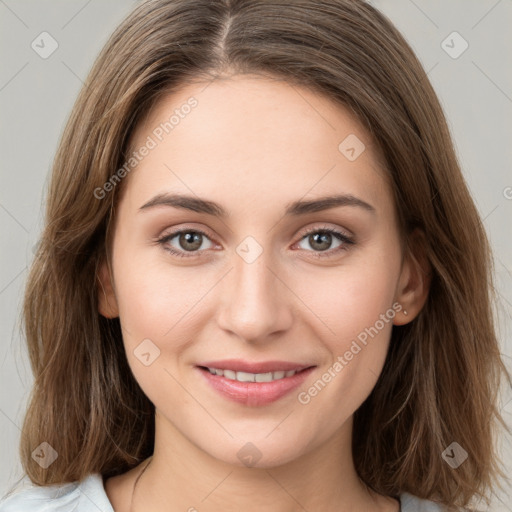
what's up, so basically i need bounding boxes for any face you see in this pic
[99,74,418,468]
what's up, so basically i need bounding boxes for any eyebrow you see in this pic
[139,193,376,217]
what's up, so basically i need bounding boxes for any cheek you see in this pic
[111,251,207,409]
[292,243,401,349]
[111,246,203,364]
[289,242,401,413]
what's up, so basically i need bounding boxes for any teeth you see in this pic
[206,367,299,382]
[255,372,273,382]
[223,369,236,380]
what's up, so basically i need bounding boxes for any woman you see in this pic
[1,0,509,511]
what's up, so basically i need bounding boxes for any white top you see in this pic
[0,473,453,511]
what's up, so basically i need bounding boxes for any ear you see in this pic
[97,258,119,319]
[393,229,431,326]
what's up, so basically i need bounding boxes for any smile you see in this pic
[196,360,316,406]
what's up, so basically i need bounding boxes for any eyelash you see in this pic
[156,224,355,260]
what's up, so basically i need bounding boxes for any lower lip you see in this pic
[197,366,315,407]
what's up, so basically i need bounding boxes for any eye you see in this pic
[157,228,215,258]
[156,224,355,259]
[295,225,355,258]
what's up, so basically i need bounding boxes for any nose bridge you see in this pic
[217,237,292,342]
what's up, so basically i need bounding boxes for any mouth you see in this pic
[195,359,316,406]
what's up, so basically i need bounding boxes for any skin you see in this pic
[99,74,429,512]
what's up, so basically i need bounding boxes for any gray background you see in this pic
[1,0,511,509]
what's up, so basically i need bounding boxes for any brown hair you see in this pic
[16,0,510,509]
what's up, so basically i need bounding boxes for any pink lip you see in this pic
[196,360,316,407]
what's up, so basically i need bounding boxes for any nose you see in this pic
[216,246,294,344]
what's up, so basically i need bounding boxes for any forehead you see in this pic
[122,74,392,218]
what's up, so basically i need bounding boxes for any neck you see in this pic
[128,411,396,512]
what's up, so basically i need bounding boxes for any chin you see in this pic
[197,431,312,470]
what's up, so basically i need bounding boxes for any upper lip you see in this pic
[198,359,314,373]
